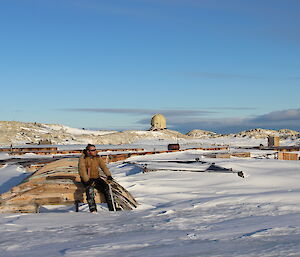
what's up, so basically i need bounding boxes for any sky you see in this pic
[0,0,299,134]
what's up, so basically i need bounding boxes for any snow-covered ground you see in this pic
[0,143,300,257]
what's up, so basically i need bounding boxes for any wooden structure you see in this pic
[0,146,230,173]
[277,152,299,161]
[268,136,280,147]
[168,144,180,150]
[0,145,232,213]
[205,153,231,159]
[231,152,251,158]
[0,147,144,156]
[205,152,251,159]
[0,146,58,152]
[0,146,228,156]
[0,158,138,213]
[262,146,300,152]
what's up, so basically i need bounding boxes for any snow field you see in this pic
[0,149,300,256]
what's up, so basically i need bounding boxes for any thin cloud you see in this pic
[61,108,217,117]
[204,107,256,111]
[167,108,300,133]
[61,107,255,115]
[253,109,300,122]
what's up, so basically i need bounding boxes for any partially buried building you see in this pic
[150,113,167,131]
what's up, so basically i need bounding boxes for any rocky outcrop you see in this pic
[231,128,300,139]
[0,121,116,146]
[278,129,300,139]
[186,128,300,140]
[232,128,278,139]
[0,121,188,146]
[186,129,221,138]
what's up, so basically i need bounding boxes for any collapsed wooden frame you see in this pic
[0,158,138,213]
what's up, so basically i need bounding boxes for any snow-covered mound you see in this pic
[186,129,221,138]
[0,121,117,146]
[232,128,300,139]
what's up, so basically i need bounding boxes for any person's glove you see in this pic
[86,180,94,186]
[107,176,113,181]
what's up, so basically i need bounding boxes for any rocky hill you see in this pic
[186,128,300,140]
[0,121,116,146]
[230,128,300,139]
[0,121,299,146]
[186,129,221,138]
[0,121,188,146]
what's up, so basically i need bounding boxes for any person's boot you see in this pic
[86,186,97,212]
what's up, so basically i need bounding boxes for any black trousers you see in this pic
[83,178,115,212]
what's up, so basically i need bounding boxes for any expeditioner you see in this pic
[78,144,115,212]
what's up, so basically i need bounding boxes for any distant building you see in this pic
[150,114,167,131]
[268,136,280,147]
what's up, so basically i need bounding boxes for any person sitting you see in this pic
[78,144,115,212]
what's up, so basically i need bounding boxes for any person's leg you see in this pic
[94,178,116,211]
[84,180,97,212]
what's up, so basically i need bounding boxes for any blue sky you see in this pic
[0,0,299,133]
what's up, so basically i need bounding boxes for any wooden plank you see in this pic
[231,152,251,158]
